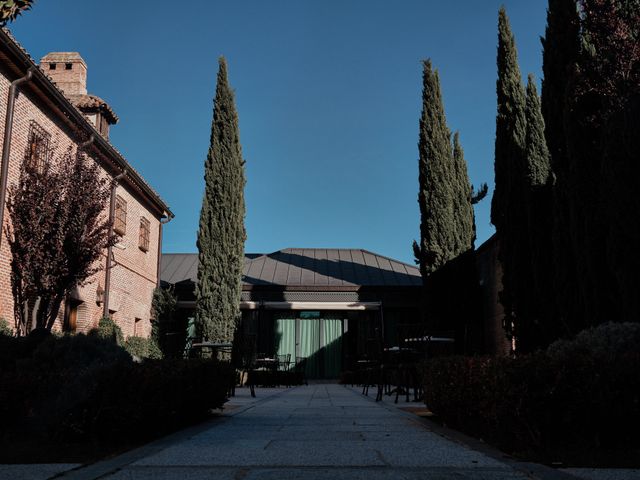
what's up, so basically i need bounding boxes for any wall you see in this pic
[0,62,160,338]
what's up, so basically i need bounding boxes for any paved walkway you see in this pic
[86,384,534,479]
[4,384,639,479]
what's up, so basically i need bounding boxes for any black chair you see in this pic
[294,356,308,386]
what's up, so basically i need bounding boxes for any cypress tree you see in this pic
[568,0,640,326]
[196,57,246,344]
[522,75,555,349]
[451,132,476,253]
[490,7,528,344]
[414,60,456,278]
[414,61,484,347]
[541,0,581,331]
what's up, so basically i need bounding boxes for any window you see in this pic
[65,63,72,70]
[25,121,51,172]
[139,217,150,252]
[114,195,127,235]
[134,317,142,336]
[49,63,56,70]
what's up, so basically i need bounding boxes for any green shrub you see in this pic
[0,318,12,336]
[124,336,163,360]
[90,317,124,345]
[421,323,640,458]
[0,333,234,443]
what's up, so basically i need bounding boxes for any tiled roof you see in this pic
[161,249,422,288]
[0,28,172,218]
[68,94,119,124]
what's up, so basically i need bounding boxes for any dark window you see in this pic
[65,63,72,70]
[139,217,150,252]
[114,195,127,235]
[25,121,51,172]
[49,63,56,70]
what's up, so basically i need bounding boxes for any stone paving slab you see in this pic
[41,384,593,480]
[108,466,532,480]
[117,385,522,478]
[0,464,80,480]
[562,468,640,480]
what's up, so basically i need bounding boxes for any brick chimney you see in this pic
[40,52,87,96]
[39,52,119,139]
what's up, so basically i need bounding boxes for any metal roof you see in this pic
[161,249,422,287]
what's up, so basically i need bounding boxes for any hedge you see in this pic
[421,323,640,458]
[0,333,234,444]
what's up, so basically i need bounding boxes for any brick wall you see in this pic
[0,63,161,338]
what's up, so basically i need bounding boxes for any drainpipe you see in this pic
[155,215,172,288]
[78,133,95,152]
[0,67,35,250]
[103,169,127,318]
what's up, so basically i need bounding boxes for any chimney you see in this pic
[40,52,87,96]
[39,52,119,140]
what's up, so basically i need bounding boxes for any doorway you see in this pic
[274,313,344,379]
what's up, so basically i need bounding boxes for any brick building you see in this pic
[0,29,173,337]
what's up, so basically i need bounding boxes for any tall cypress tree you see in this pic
[522,75,554,350]
[196,57,246,344]
[451,132,476,254]
[540,0,581,331]
[565,0,640,327]
[414,60,456,278]
[414,61,483,347]
[491,7,528,344]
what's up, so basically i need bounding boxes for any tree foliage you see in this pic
[5,146,116,336]
[491,8,528,343]
[0,0,33,25]
[561,0,640,327]
[541,0,581,332]
[414,60,480,278]
[196,57,246,343]
[414,60,485,349]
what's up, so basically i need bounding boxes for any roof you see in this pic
[40,51,86,65]
[161,249,422,288]
[68,94,119,124]
[0,28,172,219]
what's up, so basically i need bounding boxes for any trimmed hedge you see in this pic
[124,336,163,360]
[0,333,234,444]
[421,323,640,458]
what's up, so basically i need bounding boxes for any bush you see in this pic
[90,317,124,345]
[0,333,234,444]
[421,323,640,459]
[124,336,163,360]
[0,318,12,336]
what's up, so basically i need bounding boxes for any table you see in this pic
[191,341,233,359]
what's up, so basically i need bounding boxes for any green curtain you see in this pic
[275,318,296,362]
[299,319,320,378]
[323,319,343,378]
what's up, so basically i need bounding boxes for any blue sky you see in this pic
[10,1,547,264]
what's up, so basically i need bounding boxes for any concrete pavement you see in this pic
[74,384,533,479]
[4,384,638,480]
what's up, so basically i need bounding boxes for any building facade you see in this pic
[161,249,423,378]
[0,29,172,337]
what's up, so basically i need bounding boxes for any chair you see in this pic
[276,353,291,371]
[294,356,308,386]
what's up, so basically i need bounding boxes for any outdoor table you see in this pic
[191,341,233,359]
[254,357,278,371]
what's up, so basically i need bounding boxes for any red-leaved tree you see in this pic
[5,145,117,335]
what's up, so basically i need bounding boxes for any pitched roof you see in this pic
[68,94,119,124]
[161,249,422,287]
[0,28,172,219]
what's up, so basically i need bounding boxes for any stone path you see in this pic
[95,384,532,479]
[5,384,637,479]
